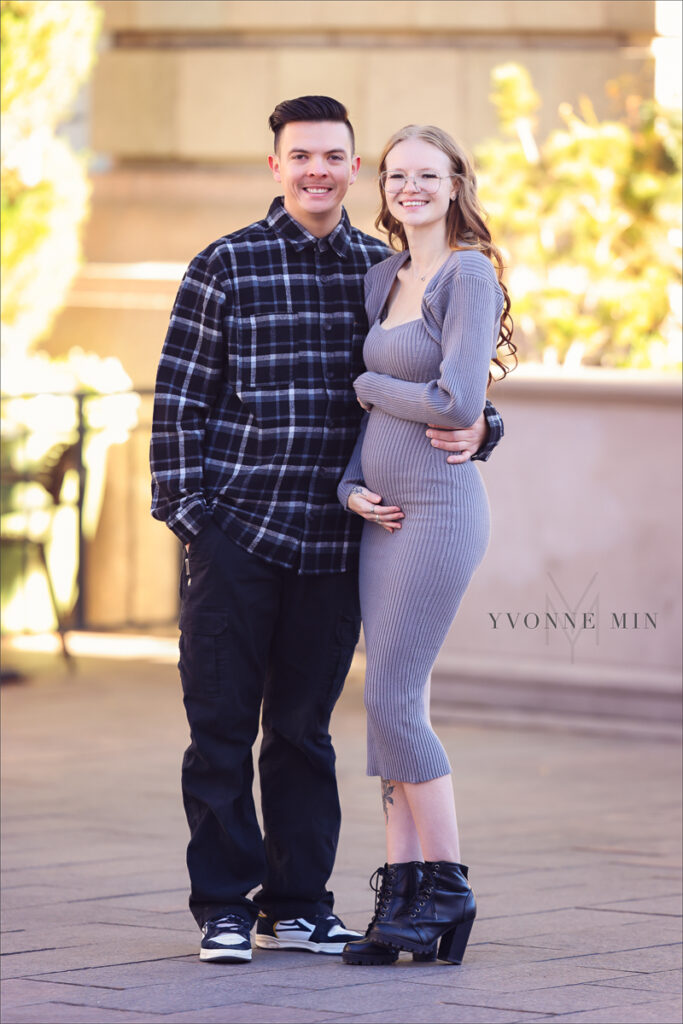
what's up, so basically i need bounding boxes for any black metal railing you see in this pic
[1,387,171,632]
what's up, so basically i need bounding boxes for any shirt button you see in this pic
[323,323,332,333]
[326,368,336,380]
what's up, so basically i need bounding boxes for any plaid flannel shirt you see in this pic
[150,197,504,574]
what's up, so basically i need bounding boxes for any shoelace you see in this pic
[409,862,439,918]
[209,914,247,932]
[369,865,396,921]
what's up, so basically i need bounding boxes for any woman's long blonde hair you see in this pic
[375,125,516,385]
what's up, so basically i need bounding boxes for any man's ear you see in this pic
[268,154,281,182]
[349,155,361,186]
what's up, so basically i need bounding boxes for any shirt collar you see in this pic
[266,196,352,259]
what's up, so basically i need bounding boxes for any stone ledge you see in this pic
[99,0,656,36]
[431,652,682,730]
[433,650,682,694]
[503,366,682,402]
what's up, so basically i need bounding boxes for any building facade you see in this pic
[39,2,681,707]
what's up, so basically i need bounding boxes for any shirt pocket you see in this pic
[244,312,301,388]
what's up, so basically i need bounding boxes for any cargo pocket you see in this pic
[178,609,230,700]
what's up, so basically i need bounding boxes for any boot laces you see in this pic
[409,862,439,918]
[369,865,396,922]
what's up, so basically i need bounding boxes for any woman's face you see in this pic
[383,137,457,232]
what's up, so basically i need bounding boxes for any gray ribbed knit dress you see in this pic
[338,248,504,784]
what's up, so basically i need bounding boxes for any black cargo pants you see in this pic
[178,519,361,928]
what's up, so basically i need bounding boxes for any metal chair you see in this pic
[1,443,81,663]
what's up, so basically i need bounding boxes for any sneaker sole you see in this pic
[200,948,252,963]
[254,935,348,955]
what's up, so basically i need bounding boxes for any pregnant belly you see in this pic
[361,409,469,507]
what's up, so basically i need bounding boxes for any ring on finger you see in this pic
[375,513,380,523]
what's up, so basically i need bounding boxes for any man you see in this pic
[150,95,503,964]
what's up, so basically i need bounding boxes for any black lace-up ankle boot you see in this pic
[342,862,437,965]
[367,861,476,964]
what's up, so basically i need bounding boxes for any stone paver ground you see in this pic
[1,642,681,1024]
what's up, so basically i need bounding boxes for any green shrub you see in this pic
[0,0,100,358]
[476,64,682,369]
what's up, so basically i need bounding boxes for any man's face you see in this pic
[268,121,360,229]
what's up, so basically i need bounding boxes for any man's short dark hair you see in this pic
[268,95,355,153]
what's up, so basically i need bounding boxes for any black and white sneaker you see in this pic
[200,914,252,962]
[254,911,362,954]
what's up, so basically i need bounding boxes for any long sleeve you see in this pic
[150,254,228,544]
[472,399,504,462]
[354,272,499,430]
[337,413,369,510]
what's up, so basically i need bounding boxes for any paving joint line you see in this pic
[66,888,186,904]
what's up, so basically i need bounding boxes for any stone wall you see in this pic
[436,370,682,692]
[93,0,655,163]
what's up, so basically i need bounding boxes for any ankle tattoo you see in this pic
[381,778,395,823]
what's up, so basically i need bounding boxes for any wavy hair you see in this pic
[375,125,516,386]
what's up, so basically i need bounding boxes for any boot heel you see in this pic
[438,916,474,964]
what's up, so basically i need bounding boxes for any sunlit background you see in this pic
[1,1,681,713]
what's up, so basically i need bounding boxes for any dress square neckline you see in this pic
[376,249,459,332]
[377,316,422,332]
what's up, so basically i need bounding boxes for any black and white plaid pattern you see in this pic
[150,197,503,574]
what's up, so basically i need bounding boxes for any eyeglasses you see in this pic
[379,170,458,194]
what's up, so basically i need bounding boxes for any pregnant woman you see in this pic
[337,125,515,966]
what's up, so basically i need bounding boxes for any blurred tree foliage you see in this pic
[1,0,101,359]
[0,2,142,633]
[476,64,682,369]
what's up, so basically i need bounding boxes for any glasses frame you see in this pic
[378,170,460,194]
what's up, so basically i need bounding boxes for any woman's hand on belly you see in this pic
[347,486,404,533]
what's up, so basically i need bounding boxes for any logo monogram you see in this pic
[545,572,600,662]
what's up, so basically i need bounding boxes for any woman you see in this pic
[337,125,515,966]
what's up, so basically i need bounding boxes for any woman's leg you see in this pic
[382,775,461,864]
[401,775,461,863]
[382,779,422,862]
[368,774,474,964]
